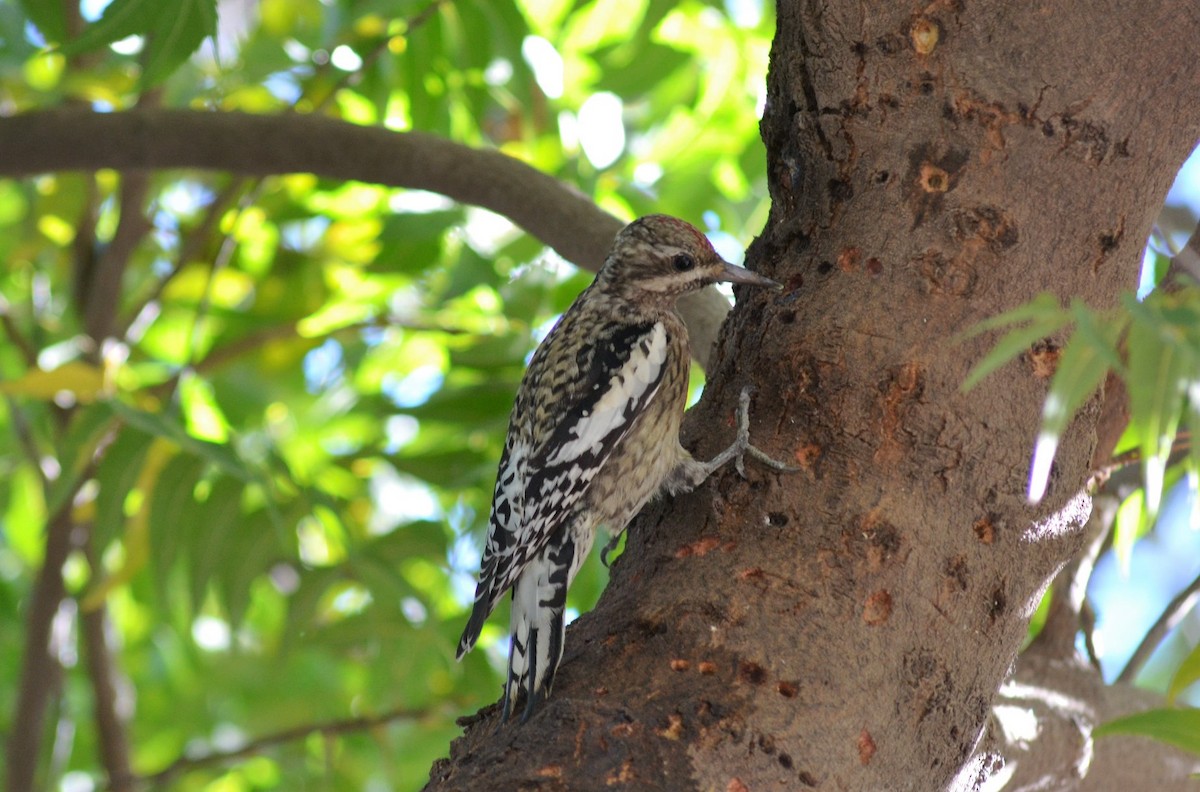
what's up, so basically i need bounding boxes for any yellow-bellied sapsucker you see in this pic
[456,214,790,722]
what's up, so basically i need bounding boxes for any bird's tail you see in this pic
[503,522,594,722]
[457,556,506,660]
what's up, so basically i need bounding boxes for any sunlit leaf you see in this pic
[1095,708,1200,756]
[1169,641,1200,703]
[0,361,108,403]
[180,371,232,443]
[1113,488,1148,574]
[1027,303,1123,502]
[1124,293,1194,517]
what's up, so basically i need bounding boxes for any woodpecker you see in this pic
[455,214,790,722]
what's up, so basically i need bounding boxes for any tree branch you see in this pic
[0,293,39,367]
[81,537,135,792]
[1160,218,1200,289]
[1031,496,1114,665]
[135,704,440,788]
[0,108,732,366]
[1117,570,1200,684]
[4,504,79,792]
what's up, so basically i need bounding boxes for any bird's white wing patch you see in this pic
[545,322,667,465]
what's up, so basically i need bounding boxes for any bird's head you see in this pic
[596,215,780,303]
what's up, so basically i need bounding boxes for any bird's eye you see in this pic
[672,253,696,272]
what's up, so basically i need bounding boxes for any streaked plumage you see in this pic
[456,214,787,722]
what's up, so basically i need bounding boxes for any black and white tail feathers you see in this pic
[502,518,593,721]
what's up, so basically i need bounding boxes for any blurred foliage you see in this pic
[0,0,774,789]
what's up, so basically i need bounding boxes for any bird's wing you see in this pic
[456,319,669,657]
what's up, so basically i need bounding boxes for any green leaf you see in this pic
[216,510,281,628]
[448,333,533,371]
[143,0,218,85]
[1126,303,1189,517]
[959,293,1071,391]
[1169,641,1200,702]
[441,247,504,302]
[17,0,68,43]
[390,448,493,489]
[109,400,251,481]
[1112,488,1148,573]
[1040,332,1111,440]
[1095,708,1200,756]
[362,521,450,565]
[59,0,157,55]
[59,0,218,87]
[283,566,342,644]
[1071,301,1127,374]
[1027,307,1121,502]
[373,209,462,275]
[400,380,518,424]
[957,292,1066,341]
[148,454,207,605]
[348,554,416,613]
[93,427,155,551]
[186,476,245,613]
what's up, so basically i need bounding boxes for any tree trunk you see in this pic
[427,1,1200,789]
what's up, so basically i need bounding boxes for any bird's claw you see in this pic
[731,386,800,477]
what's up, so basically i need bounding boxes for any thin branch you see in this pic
[83,91,163,344]
[81,535,135,792]
[1030,495,1115,665]
[0,294,39,366]
[1160,218,1200,291]
[1117,570,1200,684]
[0,107,733,367]
[4,504,80,792]
[85,172,152,341]
[3,394,48,491]
[1099,432,1192,495]
[135,705,441,788]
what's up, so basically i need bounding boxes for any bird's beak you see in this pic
[718,261,782,290]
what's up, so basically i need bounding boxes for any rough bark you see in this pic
[427,1,1200,790]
